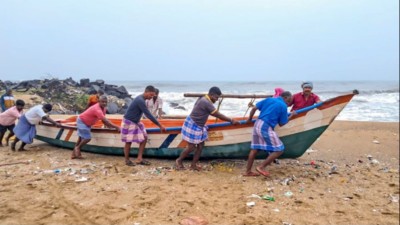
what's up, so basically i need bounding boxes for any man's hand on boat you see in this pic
[212,111,239,125]
[231,119,240,125]
[159,124,167,132]
[245,118,253,124]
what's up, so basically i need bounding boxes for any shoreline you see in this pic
[0,120,399,225]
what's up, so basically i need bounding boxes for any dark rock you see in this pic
[94,79,105,85]
[118,107,127,114]
[89,84,101,92]
[107,102,119,114]
[80,78,90,87]
[105,84,118,91]
[124,97,133,107]
[116,85,128,94]
[174,106,186,110]
[64,77,79,86]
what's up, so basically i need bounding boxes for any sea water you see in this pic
[111,80,399,122]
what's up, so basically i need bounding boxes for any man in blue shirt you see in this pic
[243,91,295,177]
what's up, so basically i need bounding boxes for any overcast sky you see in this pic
[1,0,398,82]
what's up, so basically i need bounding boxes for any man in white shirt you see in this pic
[145,88,163,119]
[12,104,60,151]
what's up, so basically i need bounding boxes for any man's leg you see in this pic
[18,142,27,151]
[5,131,14,146]
[11,137,19,151]
[0,131,5,147]
[124,142,133,163]
[256,151,283,175]
[135,137,147,163]
[175,143,195,169]
[72,137,91,159]
[244,149,258,175]
[190,142,204,170]
[71,137,82,158]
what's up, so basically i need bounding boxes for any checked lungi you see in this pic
[251,119,284,152]
[77,117,92,140]
[13,115,36,144]
[120,118,147,143]
[181,116,208,144]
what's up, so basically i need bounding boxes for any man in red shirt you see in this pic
[289,81,321,112]
[72,95,120,159]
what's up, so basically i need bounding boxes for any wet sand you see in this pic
[0,121,398,225]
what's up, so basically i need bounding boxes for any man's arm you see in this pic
[211,111,239,125]
[101,118,121,132]
[139,101,166,131]
[315,94,322,103]
[42,116,61,127]
[246,107,258,123]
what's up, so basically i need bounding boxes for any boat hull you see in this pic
[35,91,357,159]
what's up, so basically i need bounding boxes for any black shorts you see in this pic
[0,124,15,133]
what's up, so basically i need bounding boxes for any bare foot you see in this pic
[255,167,270,177]
[71,147,83,159]
[175,159,185,170]
[189,165,202,171]
[243,171,260,177]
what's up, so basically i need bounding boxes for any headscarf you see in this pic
[273,87,284,98]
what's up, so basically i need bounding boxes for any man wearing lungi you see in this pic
[72,95,121,159]
[0,99,25,147]
[175,86,239,171]
[243,91,295,177]
[122,85,166,166]
[12,104,60,151]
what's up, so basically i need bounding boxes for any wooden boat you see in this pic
[35,90,359,159]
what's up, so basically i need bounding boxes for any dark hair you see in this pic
[280,91,292,98]
[16,99,25,106]
[145,85,156,92]
[208,86,222,96]
[155,88,159,94]
[43,103,53,112]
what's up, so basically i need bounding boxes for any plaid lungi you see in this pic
[251,119,284,152]
[120,118,147,143]
[181,116,208,144]
[13,115,36,144]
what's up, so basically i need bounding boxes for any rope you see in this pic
[215,97,224,123]
[243,98,256,119]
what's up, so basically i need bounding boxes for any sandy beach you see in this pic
[0,120,398,225]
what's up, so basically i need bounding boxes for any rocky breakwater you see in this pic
[0,78,132,115]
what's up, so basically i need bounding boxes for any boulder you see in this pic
[80,78,90,87]
[107,102,119,114]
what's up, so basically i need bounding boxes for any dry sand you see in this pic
[0,121,398,225]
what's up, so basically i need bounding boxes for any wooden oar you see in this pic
[183,93,272,99]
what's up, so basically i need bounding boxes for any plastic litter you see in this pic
[42,169,61,174]
[284,191,293,197]
[261,195,275,201]
[246,202,256,207]
[247,194,262,199]
[75,177,89,182]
